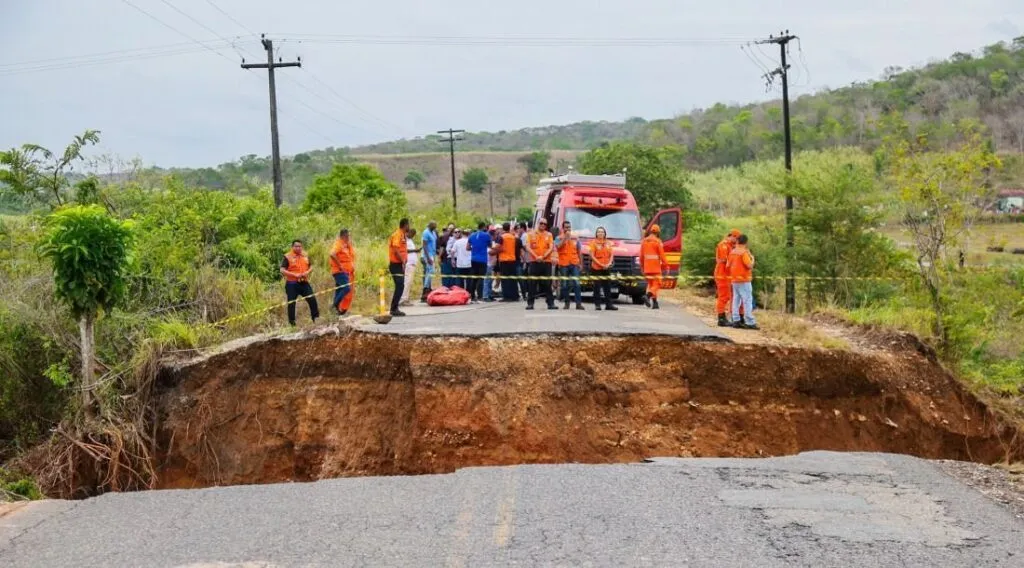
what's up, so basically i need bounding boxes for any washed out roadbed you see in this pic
[133,324,1024,494]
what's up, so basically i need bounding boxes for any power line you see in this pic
[795,38,812,88]
[156,0,257,60]
[121,2,337,162]
[276,74,374,135]
[0,40,218,69]
[740,44,773,85]
[239,67,336,146]
[204,0,258,36]
[276,33,755,47]
[300,70,412,137]
[0,44,226,75]
[119,0,238,65]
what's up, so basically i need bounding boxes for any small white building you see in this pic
[996,189,1024,213]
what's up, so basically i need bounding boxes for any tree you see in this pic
[762,151,904,305]
[517,151,550,181]
[37,205,132,415]
[303,163,407,236]
[0,130,100,209]
[882,117,1001,351]
[576,141,693,217]
[403,170,426,189]
[460,167,489,194]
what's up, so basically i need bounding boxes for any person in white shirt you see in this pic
[400,228,420,305]
[452,229,473,289]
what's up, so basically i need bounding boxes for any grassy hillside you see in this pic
[146,39,1024,213]
[350,120,647,154]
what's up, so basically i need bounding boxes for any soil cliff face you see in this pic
[154,331,1021,489]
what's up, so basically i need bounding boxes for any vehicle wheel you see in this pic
[631,294,645,305]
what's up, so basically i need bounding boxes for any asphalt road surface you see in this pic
[1,452,1020,567]
[355,298,729,340]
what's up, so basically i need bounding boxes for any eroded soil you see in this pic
[153,330,1023,489]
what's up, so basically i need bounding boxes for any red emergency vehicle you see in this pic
[531,172,682,304]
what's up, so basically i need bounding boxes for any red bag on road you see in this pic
[427,286,471,306]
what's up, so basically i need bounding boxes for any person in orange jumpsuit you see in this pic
[329,228,356,316]
[714,229,741,327]
[640,224,668,309]
[726,234,758,329]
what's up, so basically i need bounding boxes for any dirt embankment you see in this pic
[152,330,1023,490]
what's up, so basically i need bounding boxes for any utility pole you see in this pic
[242,35,301,207]
[437,128,465,215]
[757,30,798,314]
[486,182,496,219]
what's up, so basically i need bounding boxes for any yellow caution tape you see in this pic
[194,267,911,332]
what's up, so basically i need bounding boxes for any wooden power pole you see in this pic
[242,35,301,207]
[757,30,798,314]
[437,128,465,215]
[486,182,496,219]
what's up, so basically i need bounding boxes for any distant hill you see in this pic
[348,119,650,154]
[150,38,1024,208]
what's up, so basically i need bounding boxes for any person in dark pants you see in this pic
[387,218,410,316]
[280,239,320,325]
[498,222,520,301]
[588,227,618,311]
[515,223,529,300]
[438,223,456,287]
[525,219,557,310]
[467,222,492,302]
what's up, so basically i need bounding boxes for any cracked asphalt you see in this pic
[1,452,1021,567]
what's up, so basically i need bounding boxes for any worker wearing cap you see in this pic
[525,219,557,310]
[714,229,741,327]
[640,224,668,309]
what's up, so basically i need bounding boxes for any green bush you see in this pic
[0,311,69,452]
[0,468,42,500]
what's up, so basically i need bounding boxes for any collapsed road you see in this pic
[2,301,1021,566]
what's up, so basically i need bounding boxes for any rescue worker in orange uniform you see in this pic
[726,234,758,329]
[387,218,410,317]
[714,229,741,327]
[556,220,584,310]
[525,219,557,310]
[498,222,520,301]
[329,228,356,317]
[280,239,319,326]
[588,226,618,311]
[640,225,668,309]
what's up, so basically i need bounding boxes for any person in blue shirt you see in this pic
[466,222,492,303]
[420,221,438,302]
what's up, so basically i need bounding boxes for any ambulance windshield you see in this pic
[565,208,642,241]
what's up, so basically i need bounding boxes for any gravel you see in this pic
[935,459,1024,521]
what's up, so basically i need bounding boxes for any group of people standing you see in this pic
[280,218,758,327]
[428,219,623,311]
[278,230,358,326]
[714,229,758,329]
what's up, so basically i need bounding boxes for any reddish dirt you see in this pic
[153,331,1023,489]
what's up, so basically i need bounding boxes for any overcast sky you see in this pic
[2,0,1022,168]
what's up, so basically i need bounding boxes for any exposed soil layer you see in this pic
[154,331,1023,489]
